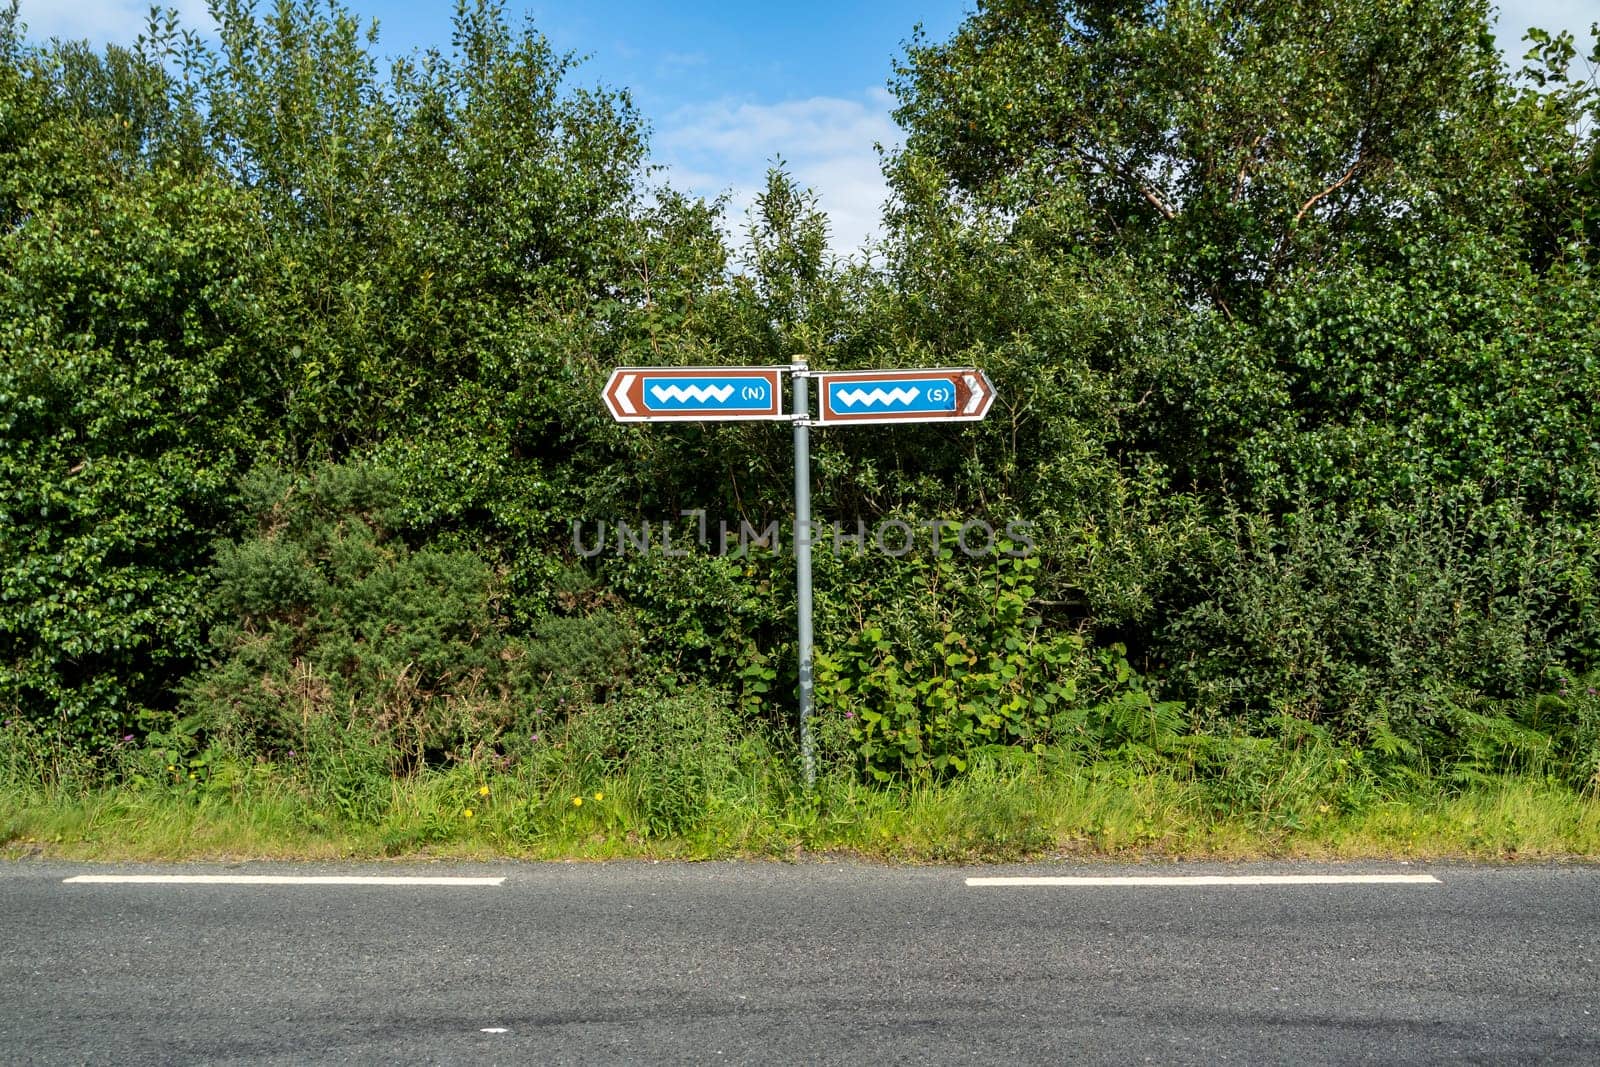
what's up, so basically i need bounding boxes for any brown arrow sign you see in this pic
[603,366,786,422]
[816,368,995,425]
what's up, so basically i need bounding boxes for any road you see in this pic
[1,859,1597,1064]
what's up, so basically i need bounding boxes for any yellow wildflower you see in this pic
[594,792,604,801]
[479,785,490,797]
[571,796,583,807]
[463,808,474,818]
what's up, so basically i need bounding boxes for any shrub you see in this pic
[1161,494,1587,747]
[0,151,261,749]
[814,539,1162,781]
[183,462,535,771]
[1481,674,1600,792]
[559,686,764,837]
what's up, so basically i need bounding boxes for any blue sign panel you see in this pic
[825,377,958,415]
[642,376,773,412]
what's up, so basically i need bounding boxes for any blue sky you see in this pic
[18,1,1597,255]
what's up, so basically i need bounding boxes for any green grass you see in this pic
[9,683,1600,862]
[6,749,1600,864]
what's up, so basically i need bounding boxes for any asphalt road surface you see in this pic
[2,859,1597,1064]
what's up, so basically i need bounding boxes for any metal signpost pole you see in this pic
[791,359,816,791]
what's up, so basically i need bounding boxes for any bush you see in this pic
[183,462,535,772]
[1162,494,1588,747]
[1467,675,1600,792]
[558,686,767,837]
[0,152,261,749]
[815,539,1161,781]
[1178,716,1387,825]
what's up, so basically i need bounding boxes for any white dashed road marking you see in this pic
[63,875,505,886]
[966,874,1440,887]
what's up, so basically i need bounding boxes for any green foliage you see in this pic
[1,0,734,751]
[1512,25,1600,267]
[1464,675,1600,793]
[576,507,805,725]
[880,0,1600,763]
[557,686,771,838]
[1543,678,1600,792]
[0,32,260,744]
[0,712,98,795]
[815,541,1160,781]
[522,608,640,707]
[1245,237,1600,519]
[1179,716,1385,827]
[183,462,534,771]
[6,0,1600,804]
[889,0,1563,310]
[1162,497,1587,741]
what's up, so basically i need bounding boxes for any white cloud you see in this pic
[658,50,708,71]
[1493,1,1597,60]
[654,88,901,260]
[16,0,216,45]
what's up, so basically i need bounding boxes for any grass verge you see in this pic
[5,751,1599,864]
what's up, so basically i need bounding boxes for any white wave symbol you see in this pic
[650,383,736,404]
[835,386,920,408]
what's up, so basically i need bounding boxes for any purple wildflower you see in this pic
[844,711,855,720]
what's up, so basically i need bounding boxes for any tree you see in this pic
[0,8,260,742]
[881,0,1600,728]
[0,0,745,744]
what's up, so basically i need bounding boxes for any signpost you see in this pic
[816,368,994,425]
[602,366,786,422]
[602,361,995,788]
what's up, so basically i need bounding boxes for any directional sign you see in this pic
[599,358,997,791]
[816,368,995,425]
[603,366,786,422]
